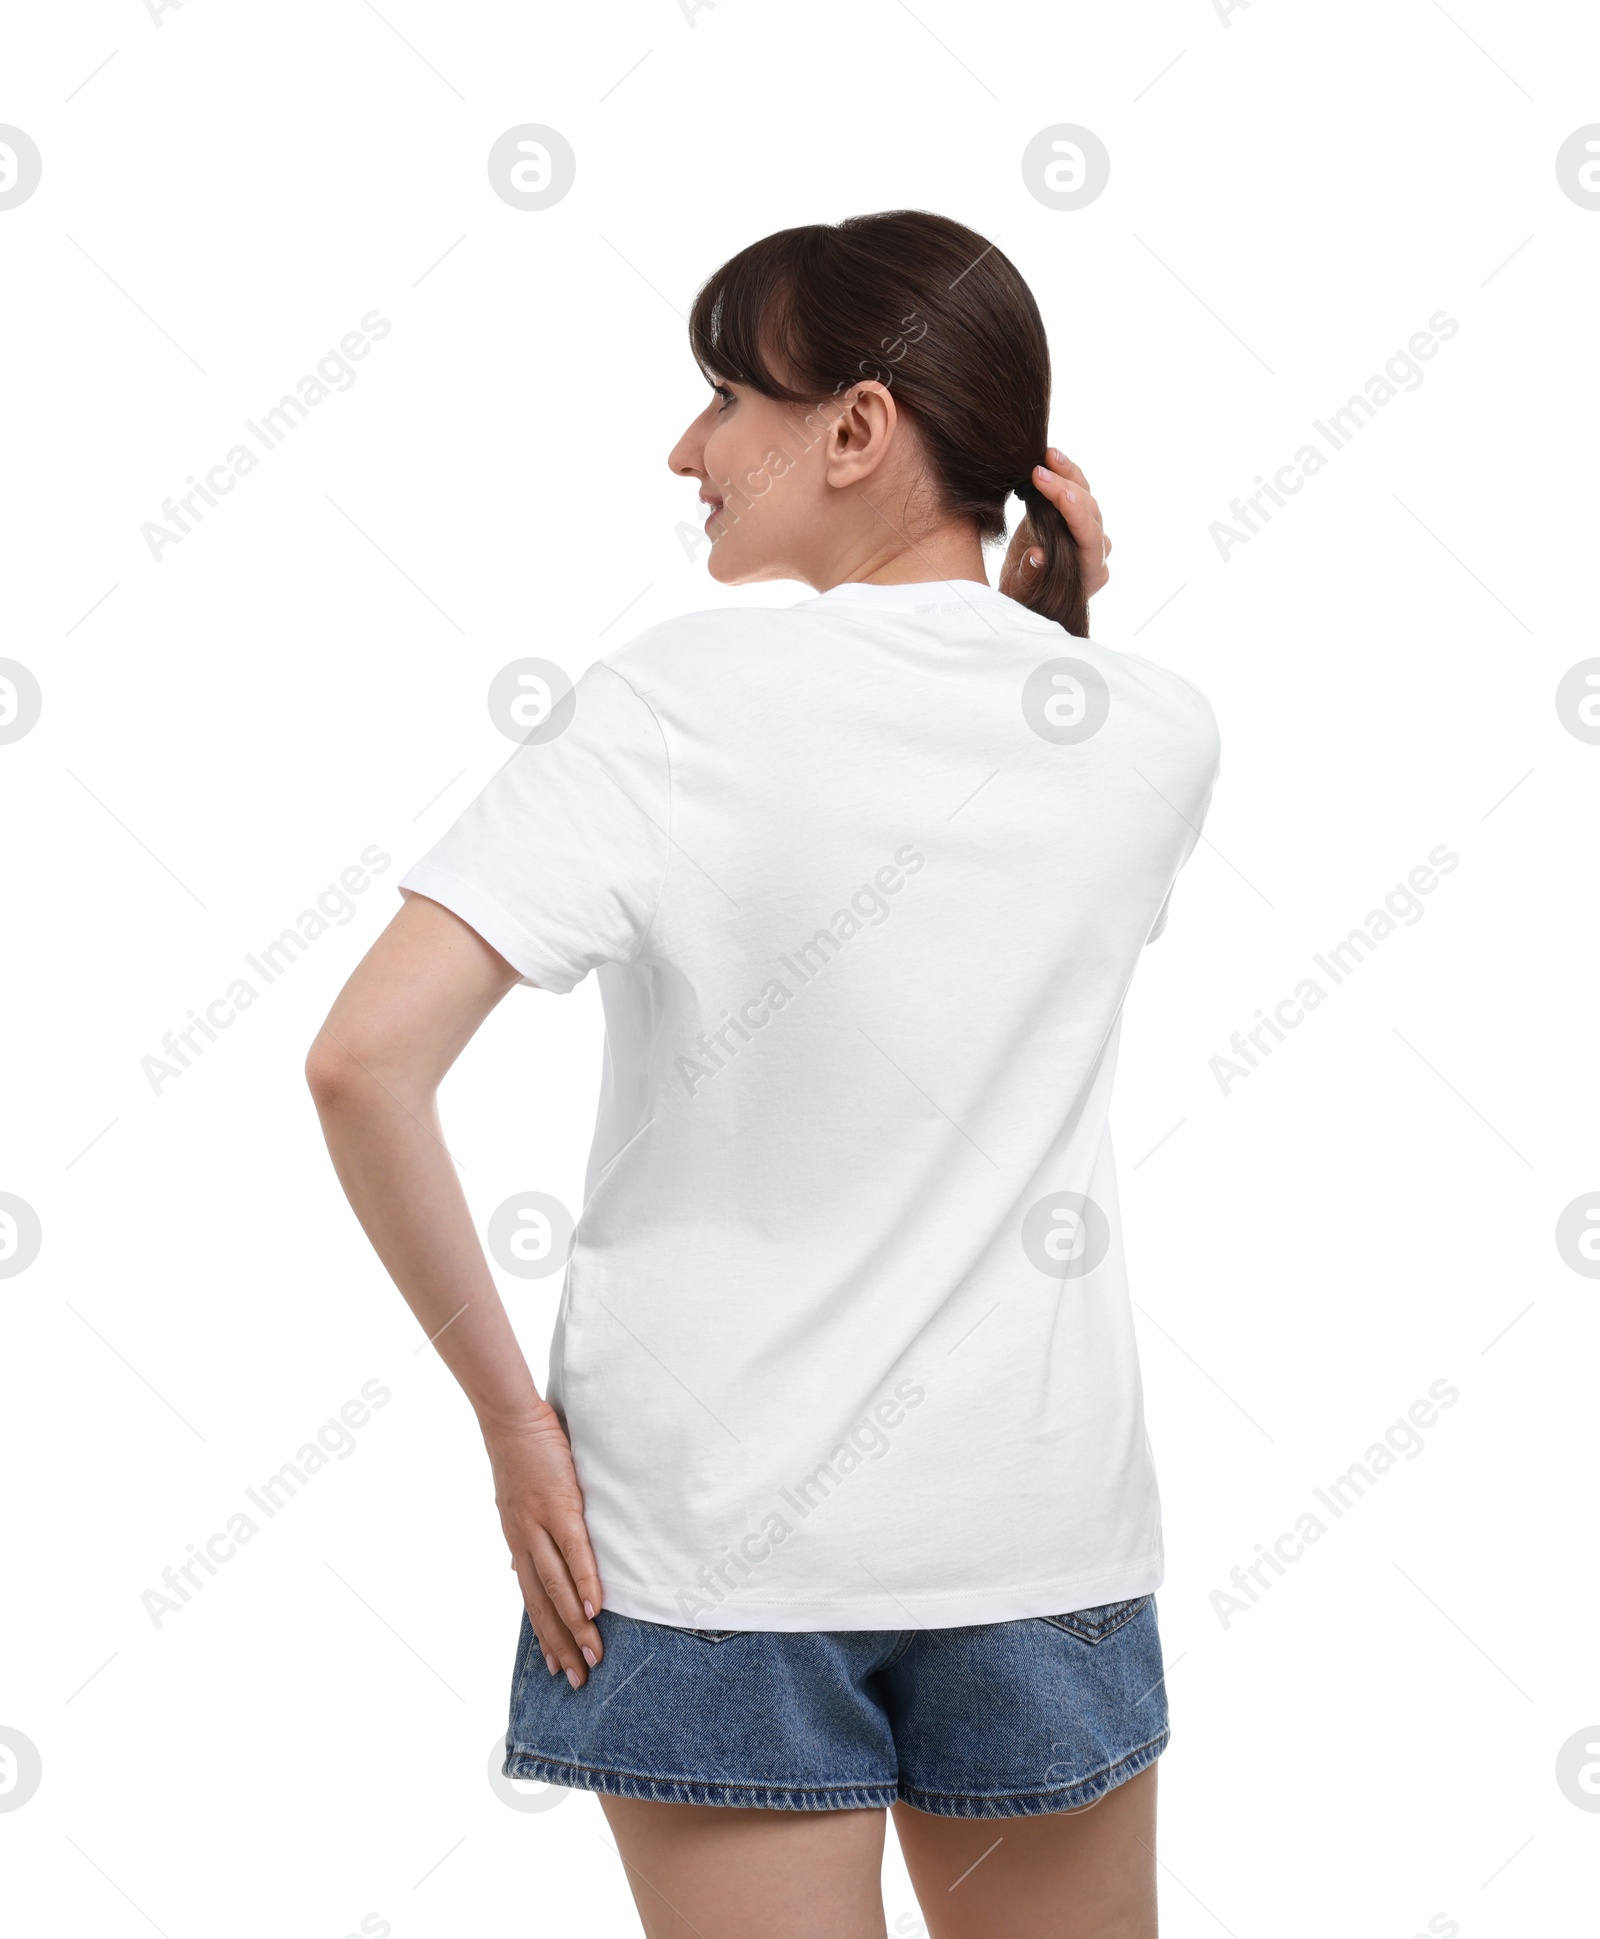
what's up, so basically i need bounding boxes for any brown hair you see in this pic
[688,210,1086,636]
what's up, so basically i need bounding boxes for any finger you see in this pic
[1044,446,1091,494]
[513,1559,561,1677]
[1040,450,1103,547]
[1030,463,1100,551]
[1031,463,1109,593]
[555,1519,605,1629]
[528,1524,605,1676]
[516,1562,573,1681]
[536,1522,605,1667]
[1048,448,1112,573]
[515,1558,570,1683]
[513,1551,584,1686]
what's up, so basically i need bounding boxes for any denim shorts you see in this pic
[503,1594,1168,1817]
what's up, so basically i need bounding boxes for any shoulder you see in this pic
[597,604,817,701]
[1099,641,1219,749]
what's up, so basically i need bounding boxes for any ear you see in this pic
[820,382,899,491]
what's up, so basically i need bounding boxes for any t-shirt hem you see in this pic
[398,859,582,994]
[595,1552,1165,1633]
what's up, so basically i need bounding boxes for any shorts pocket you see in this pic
[510,1612,548,1698]
[1037,1595,1151,1644]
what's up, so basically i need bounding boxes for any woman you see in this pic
[308,210,1219,1938]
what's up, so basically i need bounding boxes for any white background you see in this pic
[2,0,1596,1934]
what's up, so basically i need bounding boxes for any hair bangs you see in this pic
[689,232,822,403]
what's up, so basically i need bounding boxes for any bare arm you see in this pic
[305,891,605,1686]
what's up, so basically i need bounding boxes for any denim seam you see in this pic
[1034,1594,1151,1645]
[505,1748,896,1810]
[897,1726,1170,1816]
[879,1629,919,1670]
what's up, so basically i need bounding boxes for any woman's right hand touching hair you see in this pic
[999,447,1111,608]
[687,215,1112,636]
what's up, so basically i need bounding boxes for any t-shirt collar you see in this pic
[795,579,1057,628]
[800,578,994,610]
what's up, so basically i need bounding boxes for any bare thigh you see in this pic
[892,1762,1158,1939]
[599,1794,889,1939]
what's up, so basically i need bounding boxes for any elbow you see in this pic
[304,1032,350,1112]
[305,1023,435,1119]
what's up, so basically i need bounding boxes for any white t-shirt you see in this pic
[401,580,1220,1630]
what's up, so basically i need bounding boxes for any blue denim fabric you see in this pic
[504,1595,1168,1818]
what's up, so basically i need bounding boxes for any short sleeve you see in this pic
[1144,746,1220,947]
[398,663,671,993]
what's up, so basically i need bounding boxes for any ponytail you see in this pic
[1013,478,1088,638]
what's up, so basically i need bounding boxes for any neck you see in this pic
[810,513,988,592]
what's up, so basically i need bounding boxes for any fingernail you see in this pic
[582,1647,597,1667]
[545,1653,558,1675]
[1048,445,1064,462]
[583,1601,595,1619]
[1031,550,1044,567]
[1061,486,1078,504]
[566,1667,582,1689]
[1033,464,1050,480]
